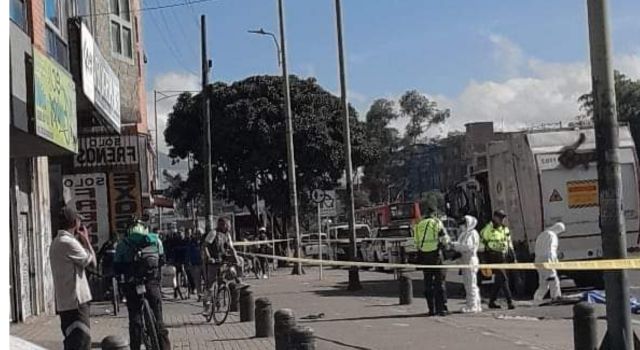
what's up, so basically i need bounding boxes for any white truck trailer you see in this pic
[449,126,639,290]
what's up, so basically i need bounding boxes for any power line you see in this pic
[147,9,199,75]
[154,0,200,59]
[78,0,217,18]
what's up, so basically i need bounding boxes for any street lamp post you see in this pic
[334,0,361,290]
[248,0,303,275]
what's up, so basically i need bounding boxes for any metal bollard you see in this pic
[255,297,274,338]
[101,335,129,350]
[229,283,240,312]
[573,302,597,350]
[274,308,297,350]
[288,326,315,350]
[399,275,413,305]
[240,289,254,322]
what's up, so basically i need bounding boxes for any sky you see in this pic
[143,0,640,154]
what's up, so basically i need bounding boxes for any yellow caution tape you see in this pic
[240,252,640,271]
[234,238,292,247]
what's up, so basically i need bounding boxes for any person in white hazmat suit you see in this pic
[451,215,482,313]
[533,222,565,303]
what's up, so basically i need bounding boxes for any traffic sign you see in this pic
[320,190,337,217]
[311,188,325,203]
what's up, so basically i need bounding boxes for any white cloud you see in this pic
[146,72,200,154]
[488,33,525,78]
[390,37,640,138]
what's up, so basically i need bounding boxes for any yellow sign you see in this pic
[34,49,77,152]
[567,180,598,208]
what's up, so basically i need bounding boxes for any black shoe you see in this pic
[508,303,516,310]
[437,311,449,317]
[488,302,502,309]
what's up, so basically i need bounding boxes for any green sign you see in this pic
[34,49,77,152]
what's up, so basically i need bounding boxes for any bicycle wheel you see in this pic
[212,284,230,325]
[204,284,217,323]
[141,299,161,350]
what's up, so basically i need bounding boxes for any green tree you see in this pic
[164,75,375,234]
[399,90,450,145]
[578,71,640,154]
[362,91,449,204]
[361,98,401,203]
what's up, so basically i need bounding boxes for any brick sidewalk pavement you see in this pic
[12,266,633,350]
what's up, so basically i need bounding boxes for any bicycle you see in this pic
[203,261,236,325]
[174,264,191,300]
[125,274,161,350]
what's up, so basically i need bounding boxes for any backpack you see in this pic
[123,234,160,280]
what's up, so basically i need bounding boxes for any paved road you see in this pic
[10,266,640,350]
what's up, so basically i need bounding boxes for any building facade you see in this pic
[9,0,154,322]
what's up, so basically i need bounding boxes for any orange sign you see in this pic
[566,180,598,208]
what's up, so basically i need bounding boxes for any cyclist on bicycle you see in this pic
[202,217,241,316]
[114,216,170,350]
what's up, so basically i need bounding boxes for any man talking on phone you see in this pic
[50,206,96,350]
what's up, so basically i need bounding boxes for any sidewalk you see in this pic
[10,266,637,350]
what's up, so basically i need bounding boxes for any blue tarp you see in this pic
[582,290,640,314]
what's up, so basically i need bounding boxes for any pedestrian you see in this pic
[452,215,482,313]
[480,209,515,310]
[533,222,565,304]
[256,227,271,279]
[114,217,170,350]
[50,206,96,350]
[202,217,241,316]
[412,204,450,316]
[187,229,203,300]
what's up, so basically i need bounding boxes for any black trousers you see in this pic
[485,251,513,303]
[418,251,447,314]
[124,281,170,350]
[59,303,91,350]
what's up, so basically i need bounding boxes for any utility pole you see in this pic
[334,0,361,290]
[586,0,632,348]
[201,15,214,236]
[277,0,303,274]
[154,90,163,233]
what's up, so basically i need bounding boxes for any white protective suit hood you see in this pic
[547,222,566,237]
[464,215,478,232]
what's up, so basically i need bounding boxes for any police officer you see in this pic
[480,209,515,310]
[114,217,170,350]
[413,204,450,316]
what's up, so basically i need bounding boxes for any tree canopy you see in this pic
[578,71,640,154]
[361,91,449,204]
[164,75,375,227]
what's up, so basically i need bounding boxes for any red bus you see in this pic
[354,202,421,228]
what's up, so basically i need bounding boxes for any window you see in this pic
[10,0,28,31]
[44,0,70,68]
[110,21,121,54]
[110,0,134,60]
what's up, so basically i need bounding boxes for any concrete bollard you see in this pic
[255,297,274,338]
[288,326,315,350]
[229,283,240,312]
[101,335,129,350]
[399,275,413,305]
[274,308,297,350]
[240,289,254,322]
[573,302,597,350]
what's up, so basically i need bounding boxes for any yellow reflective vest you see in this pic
[480,223,512,253]
[413,217,444,253]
